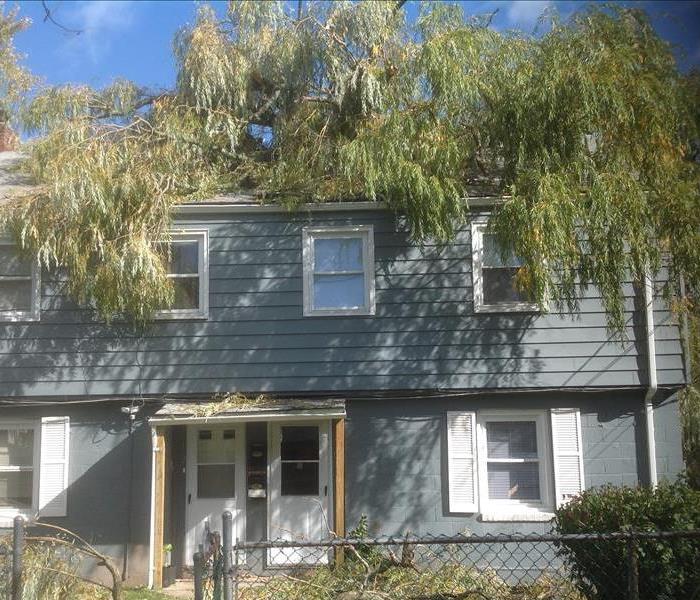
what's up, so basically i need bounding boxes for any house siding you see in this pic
[0,210,686,398]
[344,391,684,538]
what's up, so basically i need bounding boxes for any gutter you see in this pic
[147,427,157,589]
[173,196,505,215]
[643,270,658,487]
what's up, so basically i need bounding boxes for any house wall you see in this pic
[0,209,686,398]
[0,403,154,586]
[344,391,685,537]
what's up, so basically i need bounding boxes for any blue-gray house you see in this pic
[0,150,686,588]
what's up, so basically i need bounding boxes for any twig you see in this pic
[41,1,82,34]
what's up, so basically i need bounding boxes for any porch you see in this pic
[147,398,346,590]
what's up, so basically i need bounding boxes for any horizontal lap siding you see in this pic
[0,211,685,397]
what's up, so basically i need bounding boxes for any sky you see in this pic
[11,0,700,92]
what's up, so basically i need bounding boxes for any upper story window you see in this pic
[302,226,375,317]
[471,221,538,313]
[0,241,40,322]
[155,230,209,320]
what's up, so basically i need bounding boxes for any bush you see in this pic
[554,480,700,600]
[0,537,108,600]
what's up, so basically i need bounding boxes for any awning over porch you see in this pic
[149,397,346,425]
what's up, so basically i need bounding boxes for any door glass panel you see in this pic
[281,427,319,461]
[197,429,236,464]
[281,462,319,496]
[197,464,235,498]
[0,472,33,508]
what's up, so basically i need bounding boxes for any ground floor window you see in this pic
[0,424,36,512]
[447,408,583,521]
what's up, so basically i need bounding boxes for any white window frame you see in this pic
[155,229,209,320]
[471,220,538,313]
[0,420,41,524]
[0,240,41,322]
[302,225,375,317]
[476,410,554,521]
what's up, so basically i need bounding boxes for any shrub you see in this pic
[0,537,108,600]
[554,479,700,600]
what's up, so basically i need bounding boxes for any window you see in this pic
[155,230,208,319]
[471,221,537,312]
[0,424,38,514]
[196,429,236,499]
[280,426,319,496]
[447,409,583,521]
[302,226,375,316]
[0,241,40,322]
[476,411,553,520]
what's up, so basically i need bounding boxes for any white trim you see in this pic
[0,420,40,526]
[147,427,157,589]
[302,225,375,317]
[470,221,538,314]
[550,408,585,507]
[154,229,209,320]
[149,408,346,426]
[476,410,554,521]
[643,270,658,487]
[0,241,41,322]
[174,197,506,215]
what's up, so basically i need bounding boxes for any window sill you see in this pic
[474,303,540,314]
[0,509,34,528]
[154,311,208,321]
[0,313,40,323]
[479,510,555,523]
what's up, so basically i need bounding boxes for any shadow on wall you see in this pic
[1,402,155,586]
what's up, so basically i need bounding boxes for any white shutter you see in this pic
[39,416,70,517]
[446,411,478,513]
[550,408,584,508]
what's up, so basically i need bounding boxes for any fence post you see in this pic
[222,511,232,600]
[233,538,239,600]
[626,532,639,600]
[193,552,204,600]
[11,516,23,600]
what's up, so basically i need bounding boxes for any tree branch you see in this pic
[41,1,82,34]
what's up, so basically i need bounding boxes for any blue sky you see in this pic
[12,0,700,92]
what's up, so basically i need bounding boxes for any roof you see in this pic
[0,151,34,206]
[149,397,346,425]
[0,150,501,213]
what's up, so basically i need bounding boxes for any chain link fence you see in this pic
[194,516,700,600]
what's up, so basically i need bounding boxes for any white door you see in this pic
[185,425,245,564]
[268,421,332,565]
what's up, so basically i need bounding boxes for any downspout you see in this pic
[643,271,658,487]
[147,426,157,589]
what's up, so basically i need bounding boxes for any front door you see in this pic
[268,421,331,565]
[185,425,245,564]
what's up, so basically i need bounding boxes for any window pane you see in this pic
[197,430,236,464]
[0,471,33,508]
[0,246,32,277]
[197,464,235,498]
[483,234,522,268]
[313,274,365,309]
[0,280,32,311]
[314,237,363,272]
[0,429,34,467]
[486,421,538,459]
[281,462,319,496]
[171,277,199,310]
[167,241,199,274]
[281,427,319,461]
[488,463,540,500]
[483,267,529,305]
